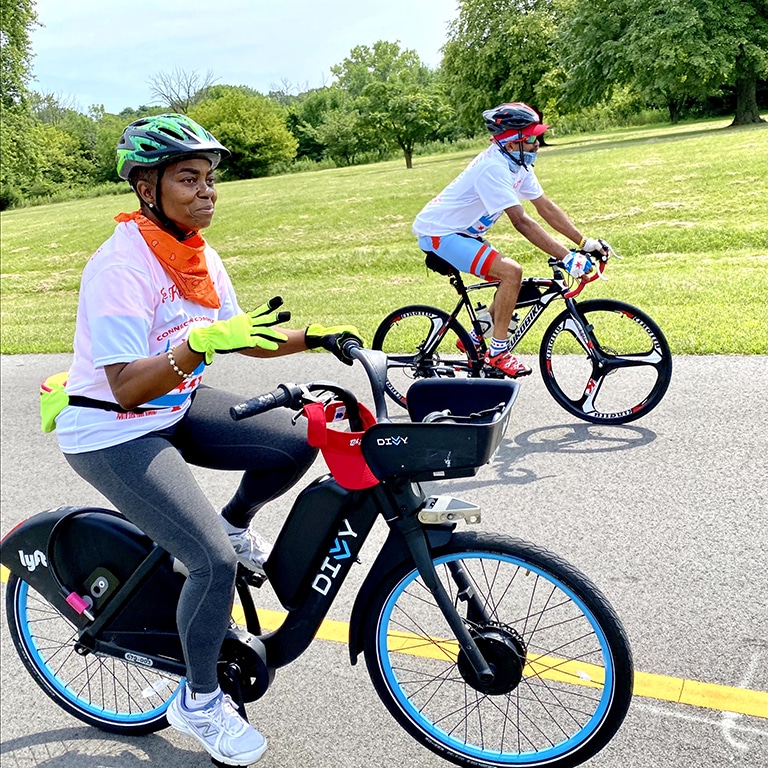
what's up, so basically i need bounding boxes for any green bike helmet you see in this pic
[116,113,230,181]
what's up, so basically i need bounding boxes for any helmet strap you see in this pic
[493,138,528,171]
[138,165,198,242]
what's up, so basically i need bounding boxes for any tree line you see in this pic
[2,0,766,210]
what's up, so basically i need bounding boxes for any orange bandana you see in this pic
[115,211,221,309]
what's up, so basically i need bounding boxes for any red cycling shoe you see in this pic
[455,337,482,355]
[484,350,532,378]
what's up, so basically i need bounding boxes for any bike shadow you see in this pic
[0,726,210,768]
[426,422,657,493]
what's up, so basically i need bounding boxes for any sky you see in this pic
[29,0,460,114]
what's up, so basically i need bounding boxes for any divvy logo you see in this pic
[19,549,48,572]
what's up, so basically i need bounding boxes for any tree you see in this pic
[0,0,39,207]
[0,0,38,109]
[189,87,298,178]
[148,68,218,113]
[286,86,350,161]
[331,41,449,168]
[559,0,768,124]
[441,0,562,134]
[314,106,367,165]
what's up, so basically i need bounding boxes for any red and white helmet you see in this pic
[482,102,549,142]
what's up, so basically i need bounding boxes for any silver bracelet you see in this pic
[167,347,194,379]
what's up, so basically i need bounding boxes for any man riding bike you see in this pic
[412,102,611,378]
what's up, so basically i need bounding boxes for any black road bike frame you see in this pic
[420,257,594,375]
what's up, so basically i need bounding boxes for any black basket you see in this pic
[361,379,518,482]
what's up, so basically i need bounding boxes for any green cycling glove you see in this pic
[305,323,365,366]
[188,297,290,364]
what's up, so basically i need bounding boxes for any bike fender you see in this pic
[1,506,94,595]
[0,506,150,625]
[347,523,454,665]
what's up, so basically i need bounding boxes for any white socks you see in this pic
[184,685,221,710]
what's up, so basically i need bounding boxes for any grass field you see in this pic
[1,116,767,355]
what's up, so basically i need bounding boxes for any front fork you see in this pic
[394,513,494,683]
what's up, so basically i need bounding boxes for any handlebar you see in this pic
[230,382,301,421]
[230,342,393,427]
[550,247,613,299]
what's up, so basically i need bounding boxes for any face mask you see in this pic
[497,143,538,171]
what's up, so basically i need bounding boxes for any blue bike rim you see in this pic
[376,551,617,765]
[16,579,177,726]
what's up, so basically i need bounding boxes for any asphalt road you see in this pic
[1,352,766,768]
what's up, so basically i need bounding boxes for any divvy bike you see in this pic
[374,250,672,424]
[2,344,633,768]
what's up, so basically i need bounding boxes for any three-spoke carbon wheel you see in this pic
[372,304,479,408]
[363,532,633,768]
[5,575,179,734]
[540,299,672,424]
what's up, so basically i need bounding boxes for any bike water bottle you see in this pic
[475,304,494,338]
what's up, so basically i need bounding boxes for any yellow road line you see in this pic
[236,606,767,719]
[2,566,765,719]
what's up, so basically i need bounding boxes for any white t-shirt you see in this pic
[56,220,241,454]
[412,144,544,237]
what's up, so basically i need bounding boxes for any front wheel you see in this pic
[372,305,480,409]
[540,298,672,424]
[363,532,633,768]
[5,574,179,734]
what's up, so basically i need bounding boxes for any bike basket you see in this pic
[304,401,379,490]
[362,378,518,483]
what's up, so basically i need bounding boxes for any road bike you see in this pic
[373,250,672,424]
[1,344,633,768]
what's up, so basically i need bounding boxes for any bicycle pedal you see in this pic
[241,569,268,588]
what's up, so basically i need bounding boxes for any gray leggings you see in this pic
[64,385,317,692]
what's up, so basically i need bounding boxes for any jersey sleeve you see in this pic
[82,263,156,367]
[516,168,544,200]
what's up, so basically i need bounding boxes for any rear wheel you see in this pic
[5,574,179,734]
[372,305,480,409]
[363,532,633,768]
[540,298,672,424]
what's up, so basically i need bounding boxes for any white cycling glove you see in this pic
[580,237,612,254]
[563,250,594,279]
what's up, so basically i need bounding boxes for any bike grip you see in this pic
[341,337,362,360]
[230,384,293,421]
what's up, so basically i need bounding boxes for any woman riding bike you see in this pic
[51,113,361,766]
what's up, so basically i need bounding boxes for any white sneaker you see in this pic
[228,527,272,574]
[167,689,267,766]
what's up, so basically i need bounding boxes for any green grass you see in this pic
[1,116,767,355]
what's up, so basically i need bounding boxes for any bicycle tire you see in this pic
[362,531,633,768]
[539,298,672,424]
[5,574,179,734]
[372,305,480,409]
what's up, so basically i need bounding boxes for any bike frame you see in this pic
[429,265,590,371]
[1,474,496,692]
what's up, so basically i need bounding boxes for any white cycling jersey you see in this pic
[413,144,544,238]
[56,219,241,454]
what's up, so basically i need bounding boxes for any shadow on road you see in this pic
[0,726,209,768]
[430,422,656,493]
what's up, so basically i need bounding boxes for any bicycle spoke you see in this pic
[540,299,672,424]
[370,541,629,765]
